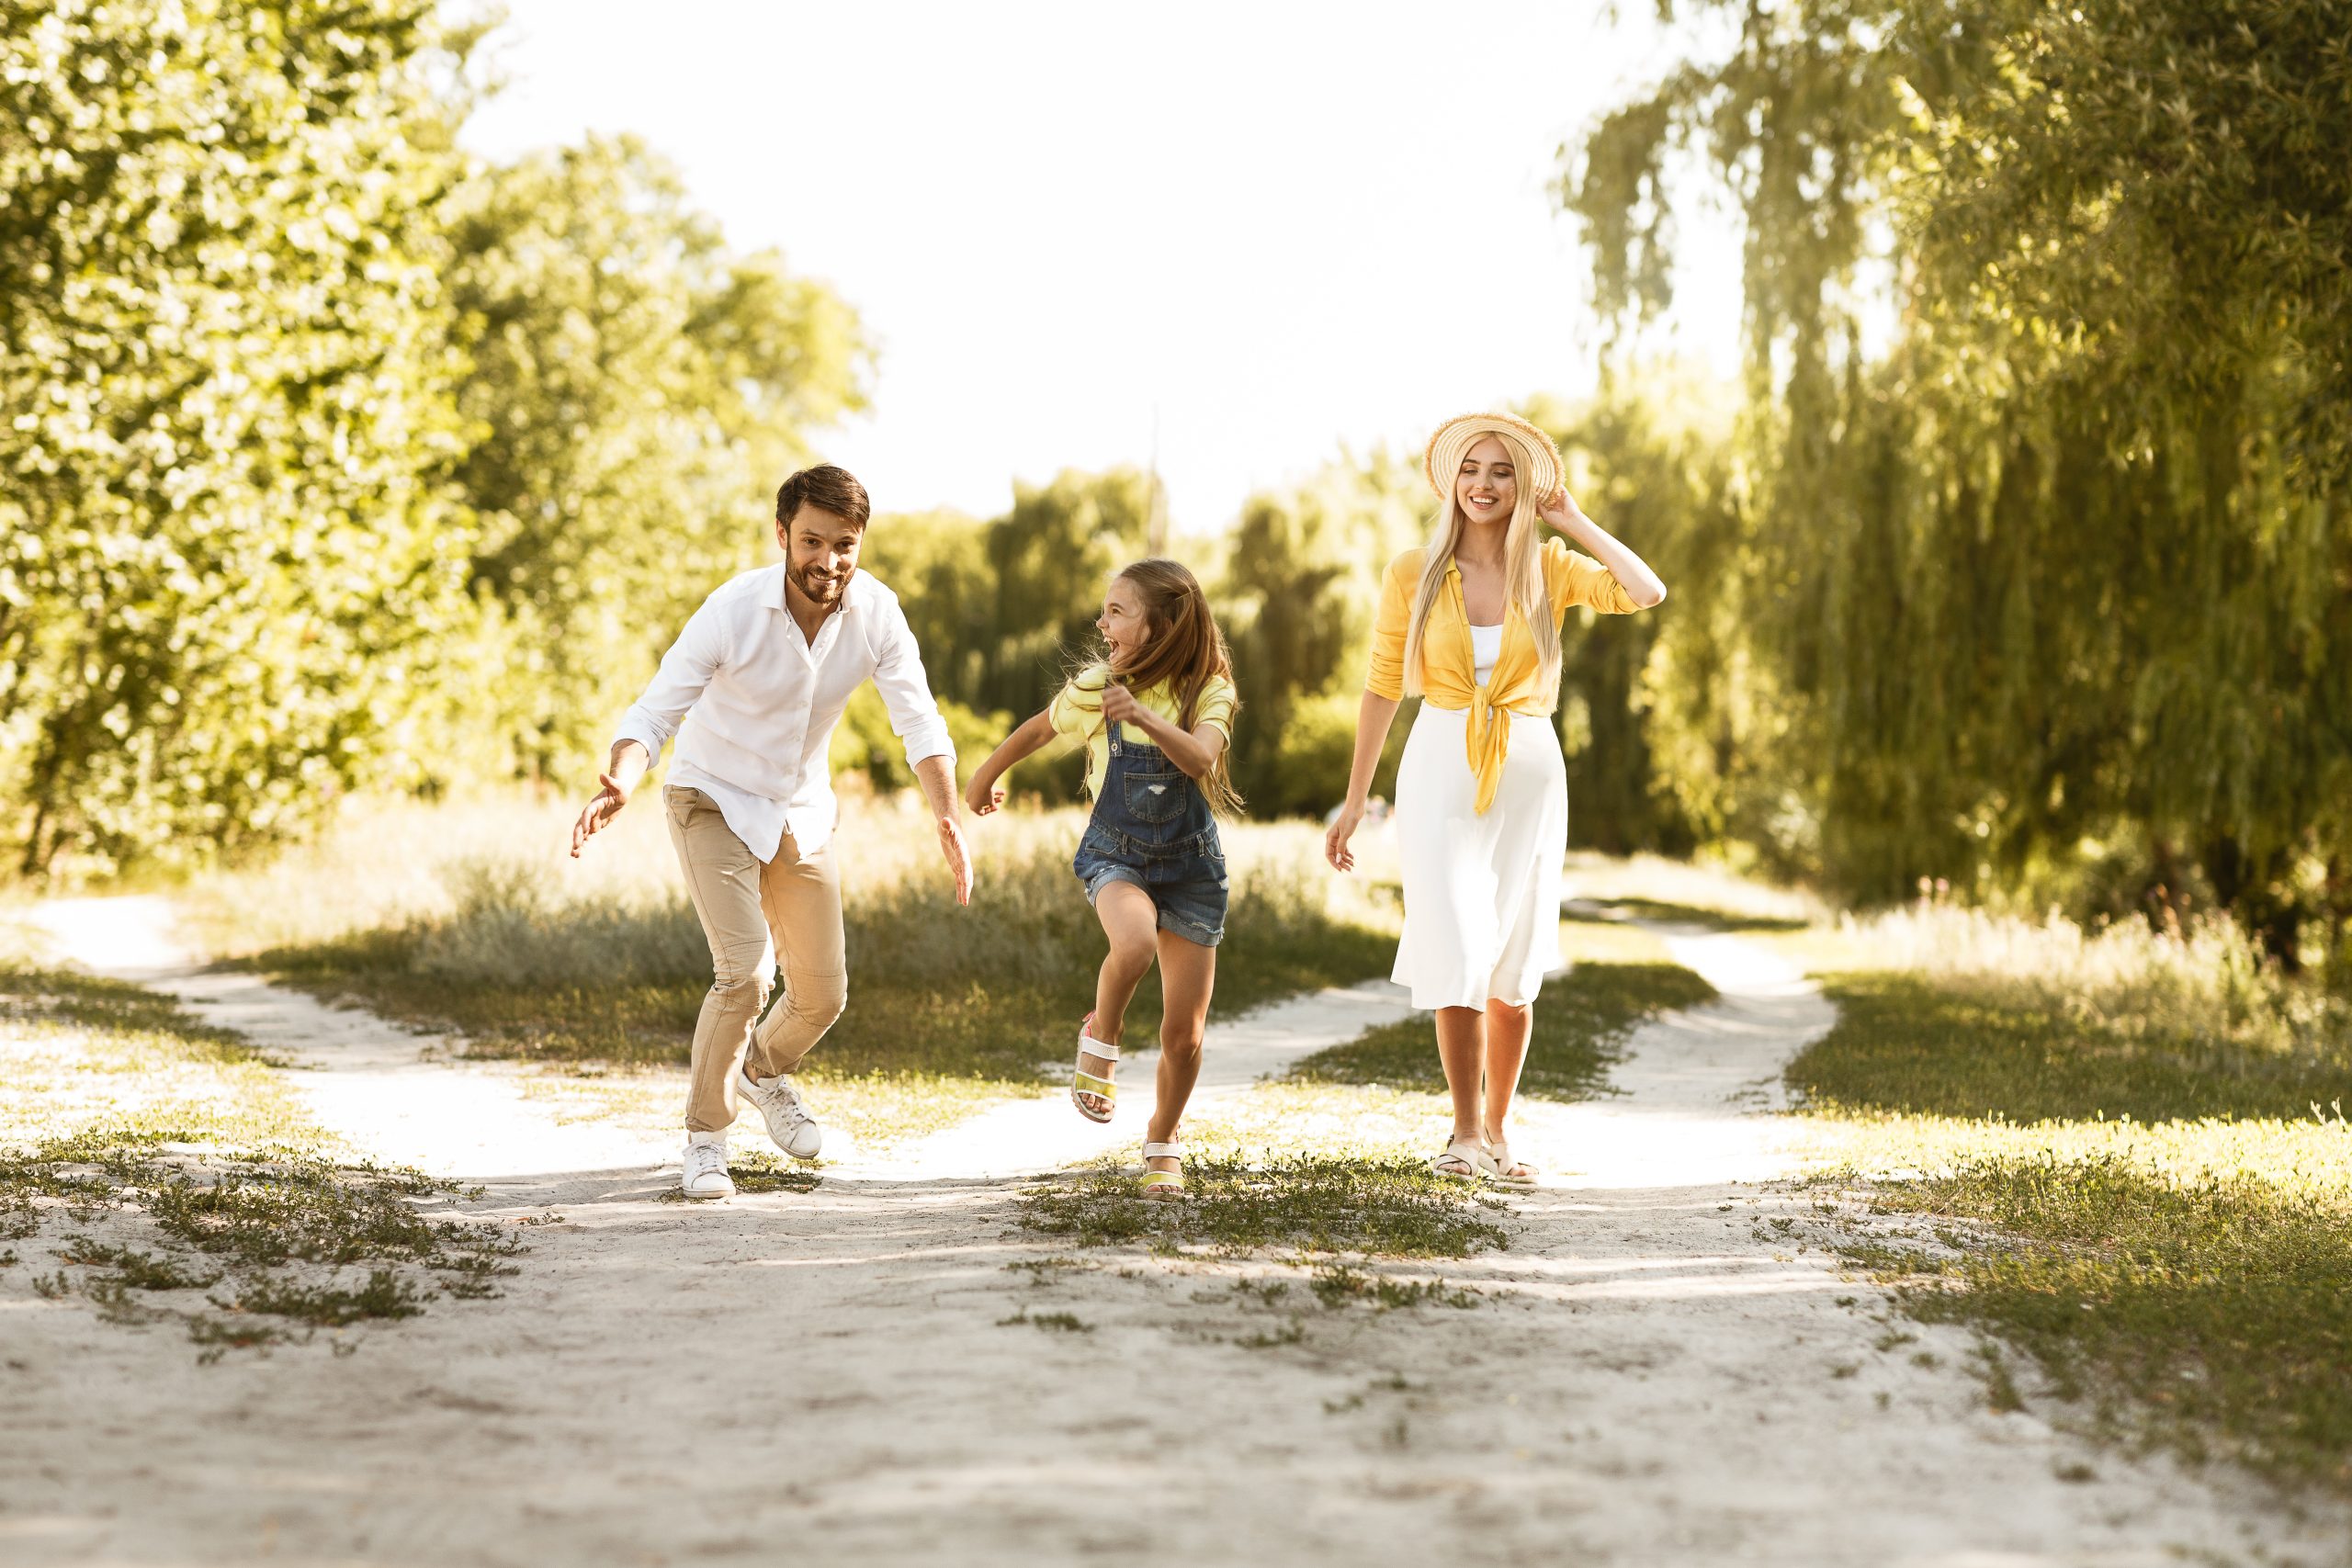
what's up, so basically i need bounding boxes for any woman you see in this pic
[1324,411,1666,1184]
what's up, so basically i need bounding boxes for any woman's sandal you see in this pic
[1071,1012,1117,1123]
[1430,1137,1498,1182]
[1140,1138,1184,1201]
[1484,1134,1540,1190]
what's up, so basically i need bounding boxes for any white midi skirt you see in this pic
[1390,703,1567,1010]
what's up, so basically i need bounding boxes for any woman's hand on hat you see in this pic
[1538,485,1586,532]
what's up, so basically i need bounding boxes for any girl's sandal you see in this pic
[1071,1013,1117,1124]
[1140,1138,1184,1201]
[1484,1134,1540,1190]
[1430,1137,1498,1182]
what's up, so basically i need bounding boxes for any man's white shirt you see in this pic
[615,566,953,862]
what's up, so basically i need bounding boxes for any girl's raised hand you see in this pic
[964,774,1005,817]
[1099,682,1141,727]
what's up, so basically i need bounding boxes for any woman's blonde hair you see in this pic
[1399,429,1560,694]
[1074,557,1244,817]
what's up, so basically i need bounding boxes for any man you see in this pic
[570,464,972,1199]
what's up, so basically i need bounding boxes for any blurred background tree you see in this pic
[1563,0,2352,968]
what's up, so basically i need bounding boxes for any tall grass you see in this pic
[1801,899,2350,1072]
[186,788,1402,1083]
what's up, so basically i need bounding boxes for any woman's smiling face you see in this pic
[1456,434,1518,526]
[1096,575,1149,662]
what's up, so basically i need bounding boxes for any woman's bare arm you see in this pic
[1324,691,1402,871]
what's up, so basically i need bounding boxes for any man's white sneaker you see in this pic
[681,1133,734,1200]
[738,1068,822,1160]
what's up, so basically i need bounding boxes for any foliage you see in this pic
[0,6,870,877]
[0,0,478,875]
[438,134,870,779]
[1563,0,2352,967]
[1213,450,1428,815]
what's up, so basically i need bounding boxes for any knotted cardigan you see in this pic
[1366,536,1639,814]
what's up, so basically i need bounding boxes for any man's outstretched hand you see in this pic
[570,773,629,858]
[937,815,974,906]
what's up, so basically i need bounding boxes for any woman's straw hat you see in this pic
[1422,411,1563,503]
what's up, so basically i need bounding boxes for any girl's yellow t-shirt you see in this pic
[1047,665,1238,799]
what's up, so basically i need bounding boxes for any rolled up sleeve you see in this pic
[616,592,729,758]
[1549,539,1640,615]
[1364,551,1418,700]
[871,597,956,771]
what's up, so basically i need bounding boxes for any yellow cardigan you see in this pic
[1367,537,1639,813]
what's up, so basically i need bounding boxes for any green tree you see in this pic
[438,134,871,781]
[1216,450,1427,817]
[973,468,1155,717]
[0,0,475,874]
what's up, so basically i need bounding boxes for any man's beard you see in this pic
[793,563,845,604]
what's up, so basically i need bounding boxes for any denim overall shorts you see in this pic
[1071,726,1228,948]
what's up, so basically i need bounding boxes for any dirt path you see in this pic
[8,897,2346,1567]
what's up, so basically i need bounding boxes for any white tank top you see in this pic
[1470,623,1504,685]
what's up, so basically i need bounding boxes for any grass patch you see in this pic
[239,807,1398,1109]
[1,960,522,1360]
[1838,1154,2352,1487]
[1308,1261,1479,1312]
[1793,968,2352,1493]
[1291,951,1716,1101]
[998,1308,1092,1332]
[1795,972,2349,1126]
[651,1147,821,1202]
[1016,1151,1510,1258]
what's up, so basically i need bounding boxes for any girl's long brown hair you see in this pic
[1091,558,1244,818]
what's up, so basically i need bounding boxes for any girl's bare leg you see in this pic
[1077,882,1159,1118]
[1144,928,1216,1179]
[1481,998,1533,1176]
[1433,1005,1487,1145]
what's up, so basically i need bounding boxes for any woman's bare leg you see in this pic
[1144,928,1216,1183]
[1433,1005,1487,1153]
[1076,882,1159,1118]
[1481,998,1533,1177]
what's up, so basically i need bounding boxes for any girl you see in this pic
[1324,412,1665,1186]
[965,558,1242,1199]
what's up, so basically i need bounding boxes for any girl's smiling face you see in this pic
[1456,434,1518,526]
[1097,575,1151,662]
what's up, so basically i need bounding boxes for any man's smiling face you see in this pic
[778,504,863,609]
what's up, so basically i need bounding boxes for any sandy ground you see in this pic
[5,897,2346,1567]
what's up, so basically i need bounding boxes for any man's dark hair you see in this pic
[775,464,871,530]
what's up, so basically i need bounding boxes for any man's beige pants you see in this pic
[663,786,846,1134]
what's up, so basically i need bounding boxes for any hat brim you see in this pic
[1423,412,1562,504]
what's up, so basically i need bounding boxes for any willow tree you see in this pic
[1566,0,2352,960]
[0,0,477,874]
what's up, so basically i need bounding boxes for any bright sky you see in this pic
[458,0,1742,533]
